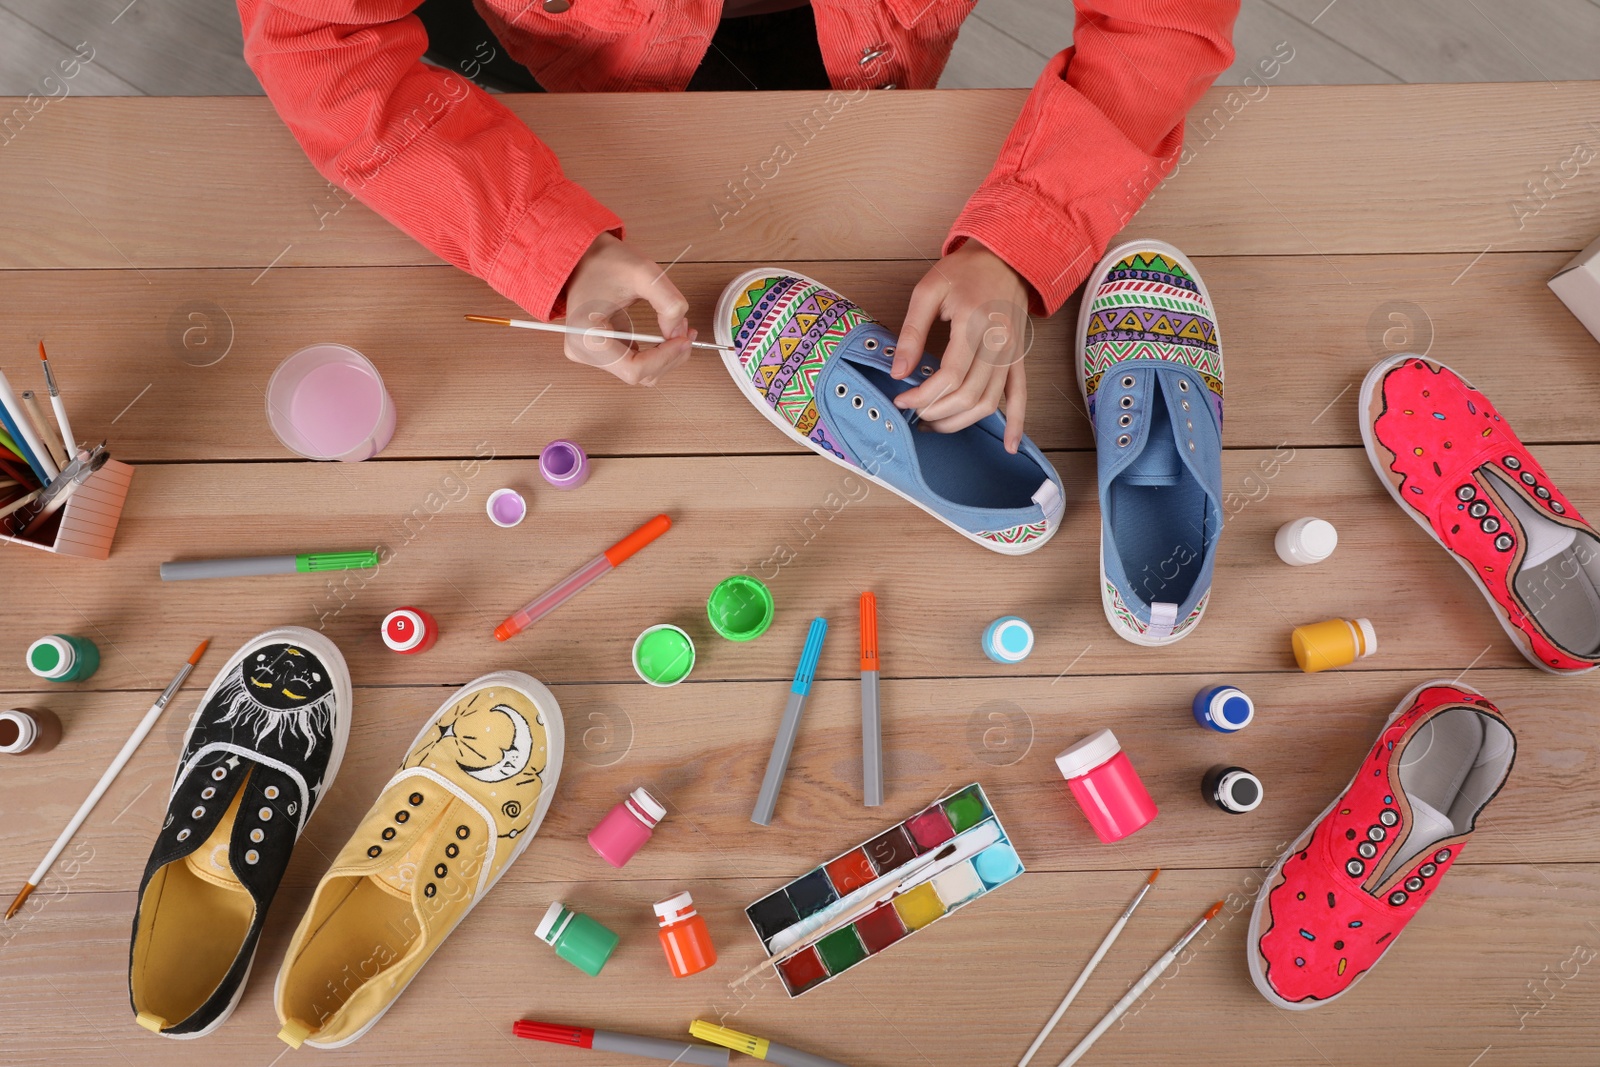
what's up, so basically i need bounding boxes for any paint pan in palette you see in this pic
[744,783,1024,997]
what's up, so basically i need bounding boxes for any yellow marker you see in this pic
[689,1020,849,1067]
[1291,617,1377,673]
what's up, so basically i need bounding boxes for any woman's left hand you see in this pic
[890,240,1033,453]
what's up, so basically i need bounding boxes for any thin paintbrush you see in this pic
[1017,869,1161,1067]
[37,342,79,457]
[1053,900,1226,1067]
[465,314,733,352]
[5,639,210,920]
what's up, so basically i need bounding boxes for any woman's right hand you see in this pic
[559,232,696,386]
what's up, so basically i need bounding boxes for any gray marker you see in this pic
[752,616,828,826]
[860,592,882,806]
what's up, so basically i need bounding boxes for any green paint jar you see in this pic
[535,900,618,977]
[26,634,100,682]
[706,575,775,642]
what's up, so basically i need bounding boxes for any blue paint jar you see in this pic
[1192,685,1254,733]
[982,617,1033,664]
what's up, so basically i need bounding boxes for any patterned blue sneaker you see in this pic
[715,268,1065,554]
[1077,240,1225,644]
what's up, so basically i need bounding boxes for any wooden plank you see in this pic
[2,251,1597,462]
[5,444,1600,690]
[1217,1,1401,86]
[1,864,1595,1066]
[1,86,1597,272]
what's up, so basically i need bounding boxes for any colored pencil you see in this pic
[465,313,733,352]
[0,373,53,484]
[1017,869,1161,1067]
[859,592,882,807]
[18,390,67,469]
[37,342,79,457]
[5,639,210,921]
[15,449,108,535]
[0,451,36,490]
[1053,900,1226,1067]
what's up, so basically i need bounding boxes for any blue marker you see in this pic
[752,616,828,826]
[1192,685,1255,733]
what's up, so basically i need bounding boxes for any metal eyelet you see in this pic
[258,807,273,821]
[424,883,438,898]
[920,366,933,377]
[1116,434,1131,447]
[409,792,424,806]
[1494,533,1514,551]
[1120,375,1135,388]
[212,767,227,781]
[264,786,279,799]
[885,346,896,356]
[1185,420,1193,431]
[434,863,448,878]
[1187,441,1196,452]
[368,845,382,858]
[445,843,459,858]
[1357,841,1377,859]
[1405,876,1424,892]
[1389,890,1408,906]
[176,828,191,842]
[1434,848,1451,862]
[864,338,878,351]
[191,806,206,819]
[1456,485,1475,501]
[250,829,264,843]
[245,850,259,865]
[884,421,893,431]
[835,384,848,397]
[1367,825,1386,842]
[1346,859,1365,876]
[1520,471,1536,485]
[1552,501,1566,514]
[395,811,410,823]
[1535,486,1551,499]
[1503,455,1521,469]
[1480,517,1500,533]
[382,827,396,840]
[201,787,216,799]
[1419,862,1436,877]
[852,396,863,409]
[1177,380,1190,392]
[456,825,471,839]
[1118,414,1132,427]
[1468,501,1489,518]
[1181,400,1190,411]
[868,408,880,421]
[1119,395,1134,409]
[1379,809,1398,826]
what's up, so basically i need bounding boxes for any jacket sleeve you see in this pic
[237,0,621,320]
[944,0,1238,316]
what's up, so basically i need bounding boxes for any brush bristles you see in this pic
[1203,900,1224,920]
[1146,868,1161,885]
[188,639,211,665]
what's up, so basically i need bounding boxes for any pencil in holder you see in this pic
[0,459,134,560]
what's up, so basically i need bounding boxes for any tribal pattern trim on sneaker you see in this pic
[1104,581,1207,639]
[979,520,1050,545]
[1082,251,1222,401]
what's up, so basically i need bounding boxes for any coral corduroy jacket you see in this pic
[237,0,1237,319]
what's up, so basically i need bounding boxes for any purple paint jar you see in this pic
[540,439,589,490]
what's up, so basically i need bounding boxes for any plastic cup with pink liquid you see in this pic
[266,343,396,462]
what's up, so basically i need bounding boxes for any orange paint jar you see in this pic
[654,891,717,978]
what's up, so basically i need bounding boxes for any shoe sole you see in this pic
[713,265,1057,557]
[1356,354,1592,676]
[1244,677,1483,1010]
[152,626,354,1040]
[1075,238,1220,646]
[287,670,565,1049]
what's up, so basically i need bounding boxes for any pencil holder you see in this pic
[0,459,134,561]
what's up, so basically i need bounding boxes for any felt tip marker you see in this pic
[752,616,827,827]
[690,1021,850,1067]
[513,1020,729,1066]
[495,514,672,641]
[160,550,380,581]
[859,592,882,807]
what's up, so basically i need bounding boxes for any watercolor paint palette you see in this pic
[745,783,1024,997]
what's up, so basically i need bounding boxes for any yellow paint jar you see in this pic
[1292,618,1377,673]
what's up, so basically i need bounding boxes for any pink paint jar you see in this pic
[587,787,667,868]
[1054,729,1157,843]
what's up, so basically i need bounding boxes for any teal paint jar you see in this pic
[535,900,619,977]
[26,634,100,682]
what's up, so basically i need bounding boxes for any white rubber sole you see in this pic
[1076,239,1221,646]
[286,671,564,1050]
[1244,678,1482,1010]
[152,626,353,1040]
[713,266,1057,557]
[1356,354,1591,676]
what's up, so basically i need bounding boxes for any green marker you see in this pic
[159,550,380,581]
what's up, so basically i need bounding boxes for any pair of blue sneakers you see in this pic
[714,239,1222,646]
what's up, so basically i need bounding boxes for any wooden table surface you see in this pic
[2,84,1600,1067]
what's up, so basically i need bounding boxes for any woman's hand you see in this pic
[890,240,1033,453]
[560,232,696,386]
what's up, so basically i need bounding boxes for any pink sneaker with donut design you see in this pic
[1360,354,1600,674]
[1248,681,1515,1009]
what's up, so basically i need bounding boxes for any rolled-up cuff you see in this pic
[485,178,623,321]
[945,179,1101,319]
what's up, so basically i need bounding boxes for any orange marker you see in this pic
[860,592,882,807]
[494,515,672,641]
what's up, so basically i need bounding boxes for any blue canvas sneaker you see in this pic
[1077,240,1225,644]
[715,268,1065,554]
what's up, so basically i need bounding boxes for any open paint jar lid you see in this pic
[632,624,695,687]
[486,488,527,528]
[706,575,775,641]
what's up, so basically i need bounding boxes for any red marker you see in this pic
[494,514,672,641]
[382,607,439,654]
[512,1019,728,1065]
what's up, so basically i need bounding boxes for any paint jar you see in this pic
[632,624,695,687]
[982,616,1034,664]
[539,439,589,490]
[706,575,775,642]
[588,787,667,868]
[265,343,396,462]
[535,901,619,977]
[486,487,527,528]
[1275,517,1338,566]
[1292,617,1377,673]
[1192,684,1255,733]
[1054,729,1158,843]
[26,634,99,682]
[0,708,62,755]
[1203,765,1264,815]
[381,607,439,655]
[654,891,717,977]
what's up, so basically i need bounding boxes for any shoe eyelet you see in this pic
[1456,485,1475,502]
[382,827,396,840]
[920,366,932,377]
[368,845,382,858]
[395,811,410,823]
[1419,862,1436,877]
[1187,441,1196,452]
[1552,501,1566,514]
[1388,890,1408,906]
[250,829,264,843]
[1357,841,1377,859]
[1120,375,1135,388]
[258,807,273,821]
[212,767,227,781]
[1520,471,1536,486]
[1116,434,1131,447]
[245,850,259,865]
[868,408,879,421]
[1468,501,1489,518]
[1535,486,1551,499]
[1345,858,1364,876]
[852,396,863,409]
[434,863,448,878]
[1118,414,1132,427]
[424,883,437,898]
[864,338,878,351]
[1434,848,1451,862]
[1367,825,1386,842]
[201,787,216,800]
[1480,517,1500,533]
[1404,876,1424,892]
[1379,809,1398,826]
[1177,379,1189,392]
[1181,400,1190,411]
[1185,420,1193,431]
[1119,395,1134,409]
[264,786,279,799]
[176,828,191,842]
[835,384,848,397]
[409,792,424,806]
[445,843,459,858]
[456,825,470,839]
[884,421,893,431]
[1494,533,1514,551]
[1503,455,1521,470]
[191,806,206,819]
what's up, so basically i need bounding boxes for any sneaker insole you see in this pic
[131,776,257,1025]
[1108,380,1209,606]
[1490,469,1600,655]
[1381,709,1514,881]
[854,364,1045,510]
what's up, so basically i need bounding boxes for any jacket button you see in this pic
[543,0,570,10]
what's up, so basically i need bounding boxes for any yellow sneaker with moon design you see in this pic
[272,671,562,1049]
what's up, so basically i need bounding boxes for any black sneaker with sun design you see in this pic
[128,627,351,1039]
